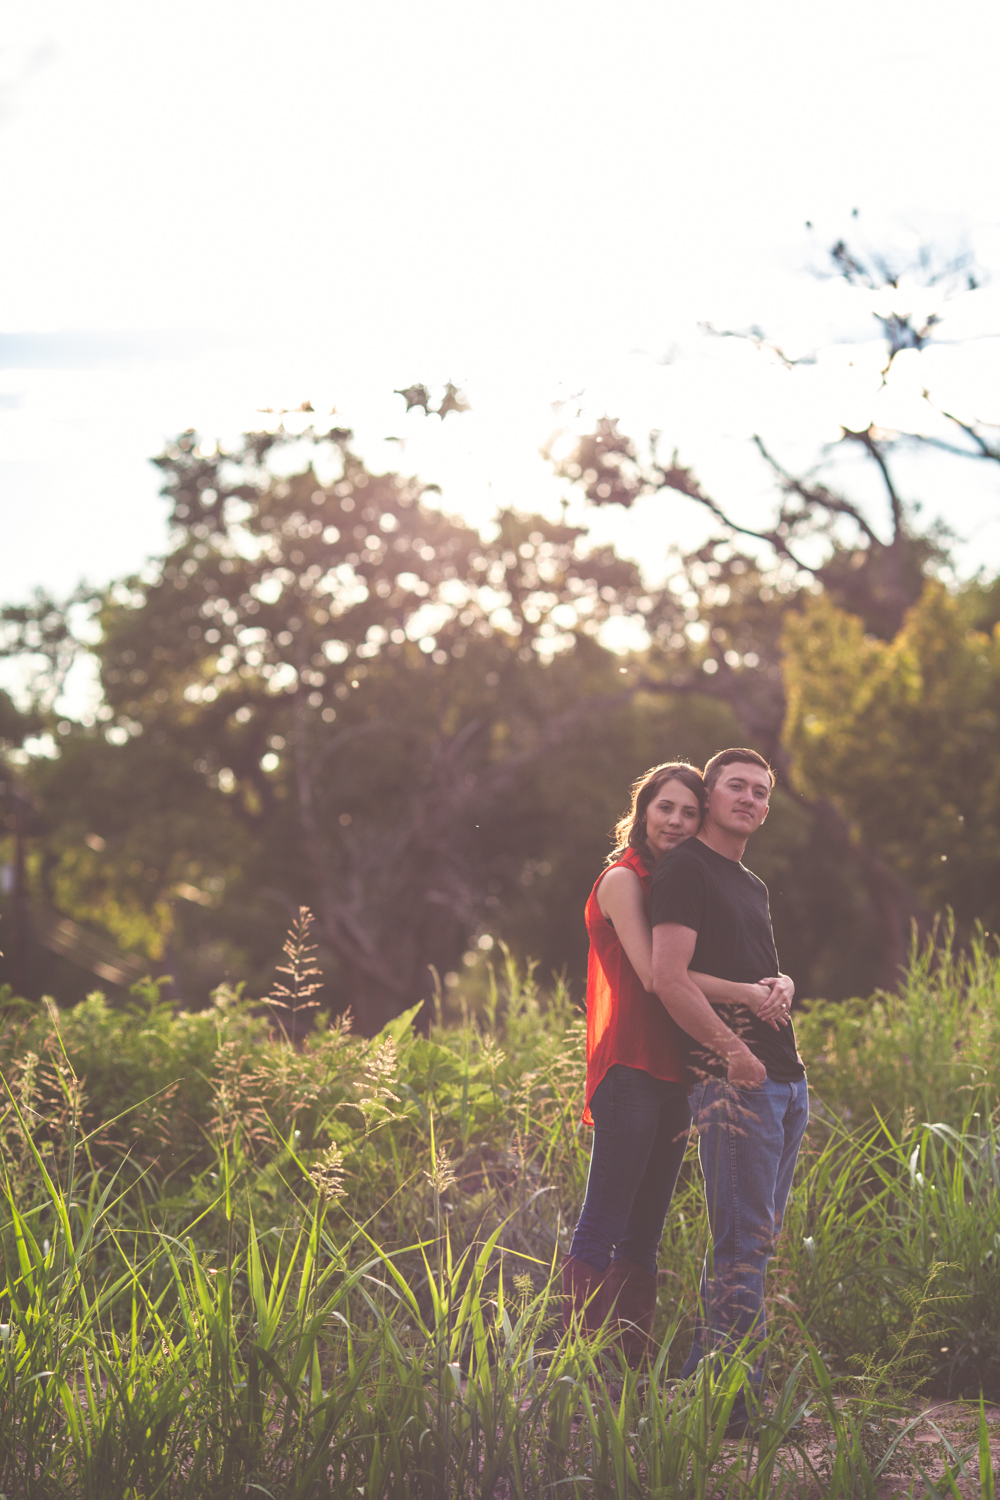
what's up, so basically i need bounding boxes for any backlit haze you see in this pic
[3,0,1000,669]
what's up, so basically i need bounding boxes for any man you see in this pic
[650,747,807,1436]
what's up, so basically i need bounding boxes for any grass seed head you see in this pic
[425,1146,458,1195]
[308,1144,347,1202]
[362,1037,400,1107]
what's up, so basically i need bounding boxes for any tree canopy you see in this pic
[6,422,701,1029]
[783,581,1000,947]
[3,238,999,1023]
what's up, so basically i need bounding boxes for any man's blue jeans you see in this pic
[681,1075,809,1390]
[570,1064,691,1276]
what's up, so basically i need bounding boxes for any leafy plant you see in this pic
[1,919,999,1494]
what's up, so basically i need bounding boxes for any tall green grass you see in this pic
[794,922,1000,1130]
[1,929,998,1496]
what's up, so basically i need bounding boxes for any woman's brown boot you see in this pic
[603,1257,658,1367]
[561,1255,607,1333]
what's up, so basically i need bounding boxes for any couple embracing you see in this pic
[564,748,808,1435]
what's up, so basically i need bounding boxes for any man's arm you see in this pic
[652,923,767,1086]
[597,869,787,1029]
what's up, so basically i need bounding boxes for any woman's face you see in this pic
[644,777,702,859]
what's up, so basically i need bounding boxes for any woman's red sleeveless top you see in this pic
[582,845,686,1124]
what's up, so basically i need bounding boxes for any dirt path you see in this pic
[781,1399,1000,1497]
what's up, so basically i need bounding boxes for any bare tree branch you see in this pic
[752,435,884,547]
[700,321,817,369]
[653,449,814,571]
[839,428,905,539]
[937,409,1000,463]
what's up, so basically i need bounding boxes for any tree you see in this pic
[5,236,997,1010]
[546,234,998,984]
[14,419,669,1030]
[783,581,1000,947]
[546,417,948,983]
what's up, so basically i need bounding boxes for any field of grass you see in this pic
[1,919,999,1497]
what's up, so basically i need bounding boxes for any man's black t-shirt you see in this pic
[649,837,804,1083]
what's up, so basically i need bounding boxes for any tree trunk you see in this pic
[800,794,931,991]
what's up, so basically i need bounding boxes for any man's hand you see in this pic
[727,1048,767,1087]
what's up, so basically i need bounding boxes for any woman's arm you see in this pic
[692,970,781,1021]
[598,866,788,1027]
[692,971,791,1028]
[596,866,656,989]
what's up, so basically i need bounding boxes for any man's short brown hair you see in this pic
[703,747,775,793]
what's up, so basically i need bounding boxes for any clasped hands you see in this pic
[710,978,797,1086]
[744,973,794,1029]
[718,974,795,1088]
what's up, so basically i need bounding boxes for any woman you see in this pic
[563,761,789,1366]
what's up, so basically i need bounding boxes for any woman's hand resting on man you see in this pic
[741,973,794,1029]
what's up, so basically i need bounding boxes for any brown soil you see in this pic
[770,1399,1000,1497]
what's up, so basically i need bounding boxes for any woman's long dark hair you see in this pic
[607,761,706,869]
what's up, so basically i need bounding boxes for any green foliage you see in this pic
[783,581,1000,943]
[2,934,999,1494]
[794,926,1000,1132]
[7,409,1000,1016]
[1,930,1000,1493]
[11,425,682,1026]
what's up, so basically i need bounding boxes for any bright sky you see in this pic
[3,0,1000,625]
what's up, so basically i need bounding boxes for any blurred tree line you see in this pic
[2,243,999,1032]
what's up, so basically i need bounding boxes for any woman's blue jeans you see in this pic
[680,1075,809,1391]
[570,1064,691,1276]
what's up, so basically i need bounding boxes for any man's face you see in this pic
[705,761,771,837]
